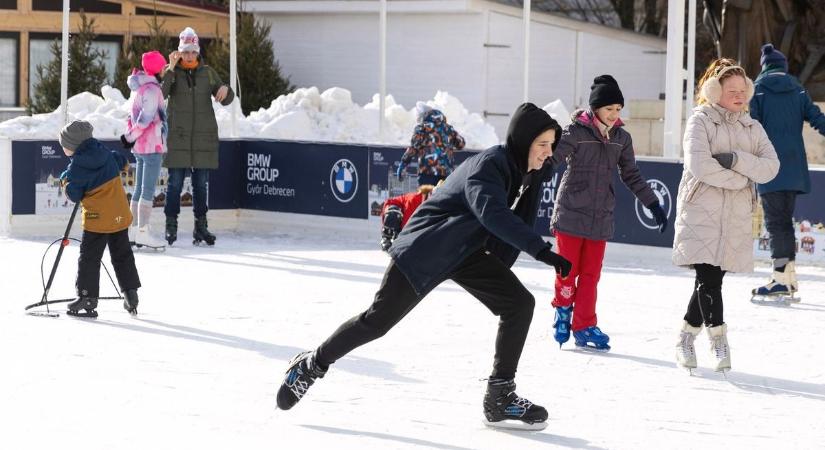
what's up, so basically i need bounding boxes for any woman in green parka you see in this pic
[161,27,234,246]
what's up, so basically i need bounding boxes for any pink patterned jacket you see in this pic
[124,71,167,155]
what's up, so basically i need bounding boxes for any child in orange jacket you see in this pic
[59,120,141,317]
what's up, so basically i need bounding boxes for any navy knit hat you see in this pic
[589,75,624,110]
[760,44,787,72]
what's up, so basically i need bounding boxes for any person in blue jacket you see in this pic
[275,103,572,430]
[750,44,825,299]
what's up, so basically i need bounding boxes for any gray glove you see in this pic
[712,152,737,170]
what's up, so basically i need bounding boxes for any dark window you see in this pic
[0,0,17,10]
[0,33,18,106]
[33,0,121,14]
[136,7,183,17]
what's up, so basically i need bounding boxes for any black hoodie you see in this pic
[389,103,561,295]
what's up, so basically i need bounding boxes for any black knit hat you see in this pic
[588,75,624,110]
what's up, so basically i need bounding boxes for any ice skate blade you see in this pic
[192,239,215,247]
[750,295,794,306]
[134,243,166,252]
[574,343,610,353]
[66,310,98,318]
[483,418,547,431]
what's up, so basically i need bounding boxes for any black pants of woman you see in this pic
[684,263,726,327]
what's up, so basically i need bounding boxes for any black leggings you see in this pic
[315,249,535,380]
[684,263,726,327]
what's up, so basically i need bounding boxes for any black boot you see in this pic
[276,351,327,410]
[193,215,216,246]
[123,289,139,315]
[165,216,178,246]
[67,297,99,318]
[483,379,548,429]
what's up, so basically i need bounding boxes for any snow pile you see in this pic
[543,99,572,128]
[0,85,501,149]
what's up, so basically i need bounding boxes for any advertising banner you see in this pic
[240,140,368,219]
[10,140,236,216]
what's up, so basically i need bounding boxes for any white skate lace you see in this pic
[712,337,728,360]
[507,395,533,417]
[287,367,311,400]
[678,332,696,358]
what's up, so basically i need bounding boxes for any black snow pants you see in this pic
[76,228,141,298]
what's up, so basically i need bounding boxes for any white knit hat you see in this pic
[178,27,200,52]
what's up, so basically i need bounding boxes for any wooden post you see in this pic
[19,31,29,107]
[18,0,32,106]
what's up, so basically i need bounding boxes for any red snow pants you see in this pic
[551,230,607,331]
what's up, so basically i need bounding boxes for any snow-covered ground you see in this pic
[2,217,823,449]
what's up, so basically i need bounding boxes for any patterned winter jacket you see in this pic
[124,71,167,155]
[550,109,658,241]
[398,109,465,181]
[60,138,132,233]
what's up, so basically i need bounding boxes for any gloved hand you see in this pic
[380,226,398,252]
[712,152,736,170]
[535,246,572,278]
[120,134,135,149]
[380,236,393,252]
[647,201,668,233]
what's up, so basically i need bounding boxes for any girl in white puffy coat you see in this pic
[672,58,779,372]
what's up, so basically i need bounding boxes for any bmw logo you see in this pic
[330,159,358,203]
[635,179,672,230]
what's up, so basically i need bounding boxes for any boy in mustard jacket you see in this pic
[59,120,141,317]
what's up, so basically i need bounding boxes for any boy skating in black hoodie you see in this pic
[276,104,571,430]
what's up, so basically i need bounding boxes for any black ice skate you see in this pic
[193,216,216,246]
[165,216,178,246]
[276,351,326,410]
[67,297,98,318]
[123,289,139,316]
[483,379,548,431]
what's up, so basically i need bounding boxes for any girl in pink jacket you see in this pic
[120,50,168,250]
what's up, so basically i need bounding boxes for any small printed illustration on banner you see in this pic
[330,158,358,203]
[635,179,672,230]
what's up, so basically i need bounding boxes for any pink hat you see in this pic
[141,51,166,76]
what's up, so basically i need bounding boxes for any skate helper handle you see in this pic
[41,202,81,303]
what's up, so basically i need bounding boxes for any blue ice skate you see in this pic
[573,326,610,351]
[552,306,573,347]
[752,280,791,297]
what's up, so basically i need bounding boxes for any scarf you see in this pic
[180,59,199,70]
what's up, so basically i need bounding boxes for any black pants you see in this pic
[761,191,797,264]
[76,228,141,298]
[684,264,726,327]
[315,249,535,380]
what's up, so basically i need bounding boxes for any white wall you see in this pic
[261,12,486,110]
[258,7,665,139]
[577,32,666,109]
